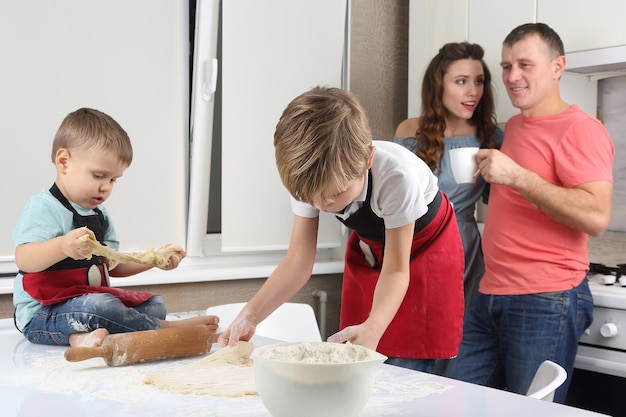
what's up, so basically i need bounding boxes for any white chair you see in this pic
[526,360,568,402]
[206,302,322,342]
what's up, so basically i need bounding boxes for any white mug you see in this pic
[449,147,479,184]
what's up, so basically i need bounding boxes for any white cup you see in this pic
[449,147,479,184]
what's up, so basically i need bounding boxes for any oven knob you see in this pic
[600,323,618,338]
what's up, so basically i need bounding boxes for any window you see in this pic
[187,0,348,258]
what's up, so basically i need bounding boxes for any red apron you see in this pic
[340,192,464,359]
[22,265,155,307]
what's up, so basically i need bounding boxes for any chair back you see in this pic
[526,360,567,402]
[206,302,322,342]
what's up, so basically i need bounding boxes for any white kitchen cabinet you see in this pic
[467,0,536,124]
[407,0,467,117]
[538,0,626,52]
[408,0,536,124]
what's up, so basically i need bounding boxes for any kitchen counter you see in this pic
[0,319,608,417]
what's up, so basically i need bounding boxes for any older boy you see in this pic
[219,87,464,372]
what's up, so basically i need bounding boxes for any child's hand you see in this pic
[64,227,93,260]
[157,244,186,271]
[327,323,380,351]
[218,312,257,348]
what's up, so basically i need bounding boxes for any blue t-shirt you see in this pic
[12,189,119,329]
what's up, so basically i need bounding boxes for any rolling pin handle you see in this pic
[64,345,111,363]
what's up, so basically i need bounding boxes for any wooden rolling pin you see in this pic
[64,325,219,367]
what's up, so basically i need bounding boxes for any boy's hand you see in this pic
[327,323,380,351]
[157,245,186,270]
[64,227,93,260]
[218,313,257,348]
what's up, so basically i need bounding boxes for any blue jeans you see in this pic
[385,357,436,374]
[444,278,593,404]
[22,293,167,346]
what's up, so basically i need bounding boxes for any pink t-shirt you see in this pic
[480,105,614,294]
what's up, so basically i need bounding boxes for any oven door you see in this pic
[567,304,626,415]
[575,345,626,378]
[568,346,626,416]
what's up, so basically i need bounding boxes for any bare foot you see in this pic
[161,314,219,332]
[69,328,110,348]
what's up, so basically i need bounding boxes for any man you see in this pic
[444,23,614,404]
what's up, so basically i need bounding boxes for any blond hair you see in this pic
[274,87,372,204]
[51,108,133,166]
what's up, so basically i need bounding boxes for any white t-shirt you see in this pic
[291,140,439,229]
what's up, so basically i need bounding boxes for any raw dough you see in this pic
[143,342,257,397]
[78,228,183,270]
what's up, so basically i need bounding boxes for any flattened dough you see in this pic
[78,228,183,270]
[143,342,257,397]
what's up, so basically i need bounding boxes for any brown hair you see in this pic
[503,22,564,60]
[51,108,133,166]
[274,86,372,204]
[417,42,498,171]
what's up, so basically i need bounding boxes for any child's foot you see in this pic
[161,314,219,332]
[69,328,110,348]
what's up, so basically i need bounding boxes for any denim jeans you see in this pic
[444,278,593,404]
[385,357,436,374]
[22,293,167,346]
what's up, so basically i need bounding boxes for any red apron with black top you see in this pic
[22,265,155,307]
[339,190,464,359]
[21,183,156,308]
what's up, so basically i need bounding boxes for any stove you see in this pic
[575,232,626,378]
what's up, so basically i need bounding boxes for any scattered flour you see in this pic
[8,341,453,416]
[13,355,147,403]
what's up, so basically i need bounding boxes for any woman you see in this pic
[394,42,503,312]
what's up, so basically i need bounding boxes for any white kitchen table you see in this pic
[0,318,608,417]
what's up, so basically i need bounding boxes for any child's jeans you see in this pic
[22,293,167,346]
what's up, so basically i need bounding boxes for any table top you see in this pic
[0,319,608,417]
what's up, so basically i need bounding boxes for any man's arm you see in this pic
[477,149,612,237]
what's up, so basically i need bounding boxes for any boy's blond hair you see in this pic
[51,108,133,166]
[274,87,372,204]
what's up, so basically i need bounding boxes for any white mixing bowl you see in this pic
[253,341,387,417]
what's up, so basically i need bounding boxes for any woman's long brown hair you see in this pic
[417,42,498,172]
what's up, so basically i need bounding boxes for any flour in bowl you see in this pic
[256,342,371,363]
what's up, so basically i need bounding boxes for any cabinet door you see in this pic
[468,0,536,124]
[538,0,626,52]
[408,0,467,117]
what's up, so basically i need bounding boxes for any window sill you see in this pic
[0,256,344,295]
